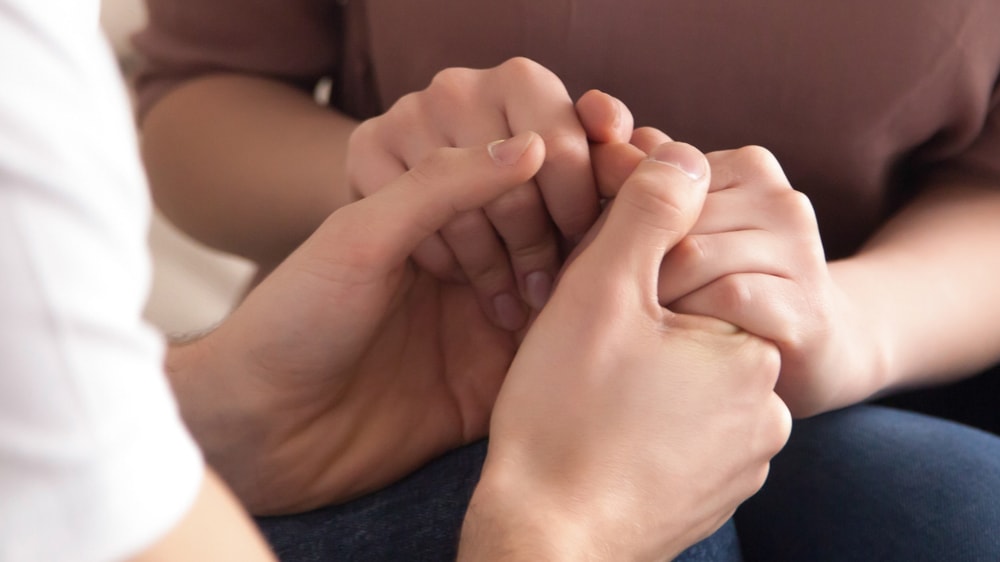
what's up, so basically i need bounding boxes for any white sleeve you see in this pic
[0,2,204,561]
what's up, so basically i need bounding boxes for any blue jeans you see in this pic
[736,404,1000,561]
[255,439,741,561]
[257,373,1000,561]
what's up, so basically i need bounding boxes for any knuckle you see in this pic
[733,145,786,181]
[759,341,783,381]
[713,275,755,317]
[620,176,687,232]
[771,396,794,451]
[670,236,708,269]
[730,328,780,383]
[734,144,779,168]
[347,117,378,150]
[748,336,782,388]
[345,121,385,198]
[427,66,478,105]
[749,463,772,496]
[780,189,820,230]
[542,130,589,165]
[499,56,559,85]
[389,90,423,119]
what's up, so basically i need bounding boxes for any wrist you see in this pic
[165,333,275,496]
[827,258,895,397]
[459,464,601,562]
[460,453,681,562]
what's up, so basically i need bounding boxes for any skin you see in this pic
[156,138,790,560]
[143,59,629,331]
[592,127,1000,418]
[166,134,549,514]
[347,58,617,330]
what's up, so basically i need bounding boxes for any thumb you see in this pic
[572,142,710,297]
[306,131,545,273]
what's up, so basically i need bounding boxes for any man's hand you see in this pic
[461,142,792,561]
[347,58,633,331]
[168,133,546,514]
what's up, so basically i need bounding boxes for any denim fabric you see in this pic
[255,439,741,561]
[879,362,1000,436]
[736,405,1000,562]
[257,367,1000,561]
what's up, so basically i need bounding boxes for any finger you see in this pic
[348,115,464,281]
[706,145,790,193]
[658,231,792,305]
[590,126,673,199]
[591,141,647,199]
[568,142,710,304]
[439,209,527,331]
[483,185,560,310]
[442,104,561,315]
[689,183,819,237]
[410,237,465,283]
[669,273,802,347]
[631,127,673,154]
[309,132,546,277]
[576,89,635,143]
[492,60,599,241]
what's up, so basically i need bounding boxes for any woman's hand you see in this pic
[591,128,877,417]
[347,58,632,331]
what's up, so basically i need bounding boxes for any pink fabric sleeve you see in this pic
[132,0,341,120]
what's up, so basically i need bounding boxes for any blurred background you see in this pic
[101,0,256,336]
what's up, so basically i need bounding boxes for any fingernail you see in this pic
[493,292,527,331]
[525,271,553,310]
[647,142,707,180]
[488,132,535,166]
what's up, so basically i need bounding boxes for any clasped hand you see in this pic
[183,58,792,559]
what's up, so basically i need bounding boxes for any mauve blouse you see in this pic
[134,0,1000,259]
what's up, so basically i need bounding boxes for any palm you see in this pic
[249,262,517,514]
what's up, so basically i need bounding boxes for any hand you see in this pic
[347,57,633,331]
[461,142,791,561]
[606,128,874,417]
[172,133,545,514]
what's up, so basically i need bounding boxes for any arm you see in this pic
[141,74,357,270]
[829,177,1000,395]
[137,1,630,321]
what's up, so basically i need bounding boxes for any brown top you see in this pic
[134,0,1000,259]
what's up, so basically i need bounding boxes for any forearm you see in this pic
[141,73,358,269]
[830,178,1000,396]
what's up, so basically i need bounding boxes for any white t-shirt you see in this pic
[0,2,203,560]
